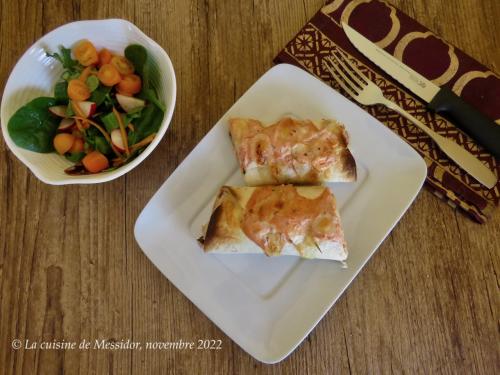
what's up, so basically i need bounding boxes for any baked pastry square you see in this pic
[229,117,356,185]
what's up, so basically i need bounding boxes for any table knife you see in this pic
[342,22,500,159]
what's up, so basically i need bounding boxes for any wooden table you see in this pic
[0,1,498,373]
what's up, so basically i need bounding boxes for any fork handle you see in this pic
[382,99,497,189]
[383,99,440,139]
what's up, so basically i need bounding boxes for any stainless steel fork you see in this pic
[323,50,497,189]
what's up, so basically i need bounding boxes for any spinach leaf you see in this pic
[83,126,100,149]
[127,131,138,146]
[127,103,163,145]
[46,46,78,70]
[95,136,111,155]
[54,81,68,102]
[90,85,111,107]
[100,111,132,133]
[125,46,165,103]
[83,128,111,156]
[125,43,166,116]
[124,108,143,122]
[125,45,149,88]
[65,105,75,117]
[46,45,83,80]
[8,97,59,153]
[65,152,85,163]
[61,70,81,81]
[101,112,119,133]
[86,75,99,92]
[103,92,116,109]
[141,88,166,112]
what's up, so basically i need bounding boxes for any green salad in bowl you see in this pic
[8,39,165,175]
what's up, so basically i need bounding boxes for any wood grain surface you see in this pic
[0,0,499,374]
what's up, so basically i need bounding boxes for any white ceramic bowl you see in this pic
[0,19,176,184]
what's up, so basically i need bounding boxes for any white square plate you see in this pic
[134,64,427,363]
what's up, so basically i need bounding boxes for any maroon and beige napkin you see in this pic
[274,0,500,223]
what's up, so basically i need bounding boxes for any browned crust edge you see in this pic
[341,148,357,181]
[200,186,242,251]
[201,204,223,251]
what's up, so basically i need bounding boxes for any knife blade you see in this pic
[342,22,500,160]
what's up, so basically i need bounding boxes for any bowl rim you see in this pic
[0,18,177,185]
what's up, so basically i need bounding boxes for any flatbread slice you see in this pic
[229,117,356,186]
[200,185,347,261]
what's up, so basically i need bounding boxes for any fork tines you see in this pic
[323,49,368,98]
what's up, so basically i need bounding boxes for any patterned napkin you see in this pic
[274,0,500,223]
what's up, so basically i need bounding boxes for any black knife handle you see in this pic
[428,87,500,159]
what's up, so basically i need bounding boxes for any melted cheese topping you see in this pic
[241,186,343,256]
[230,117,346,182]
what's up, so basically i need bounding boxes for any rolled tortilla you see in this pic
[200,185,347,261]
[229,117,356,186]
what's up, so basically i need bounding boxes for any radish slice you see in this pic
[116,94,145,113]
[74,101,96,118]
[111,129,126,152]
[58,118,76,131]
[49,105,68,117]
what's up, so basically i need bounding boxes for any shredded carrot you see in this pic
[80,119,90,129]
[112,157,125,167]
[72,116,122,158]
[79,66,92,82]
[127,123,135,132]
[71,100,86,120]
[75,118,85,132]
[71,99,94,128]
[130,133,156,153]
[112,107,130,156]
[110,146,123,159]
[73,116,108,140]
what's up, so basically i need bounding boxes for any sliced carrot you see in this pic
[117,74,142,95]
[68,79,90,101]
[98,48,113,66]
[113,107,130,156]
[82,151,109,173]
[73,40,99,66]
[97,64,122,86]
[53,133,75,155]
[69,137,84,153]
[111,55,134,75]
